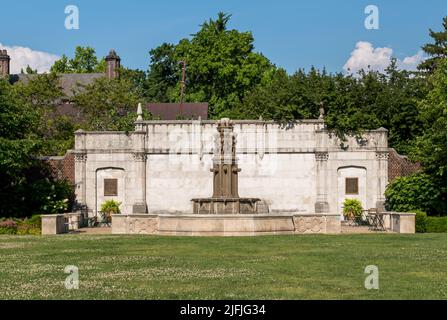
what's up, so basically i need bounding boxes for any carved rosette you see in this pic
[315,152,329,161]
[293,216,325,233]
[128,218,157,234]
[133,152,147,162]
[74,153,87,162]
[375,151,389,161]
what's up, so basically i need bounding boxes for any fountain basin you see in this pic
[191,197,263,214]
[111,213,341,236]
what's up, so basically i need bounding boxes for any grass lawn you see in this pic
[0,233,446,300]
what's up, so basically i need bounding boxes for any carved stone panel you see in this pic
[293,216,325,233]
[74,153,87,162]
[128,218,157,234]
[315,152,329,161]
[375,151,389,160]
[133,152,147,162]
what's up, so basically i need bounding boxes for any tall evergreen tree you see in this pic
[418,16,447,73]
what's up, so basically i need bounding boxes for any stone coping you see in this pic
[41,214,65,218]
[41,213,82,217]
[383,212,416,216]
[191,197,261,202]
[112,212,340,218]
[136,119,325,125]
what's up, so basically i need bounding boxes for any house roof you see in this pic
[145,103,208,120]
[10,73,104,97]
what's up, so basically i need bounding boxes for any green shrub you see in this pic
[343,199,363,218]
[100,200,122,215]
[426,216,447,233]
[414,210,428,233]
[17,226,41,235]
[385,173,446,215]
[27,214,42,229]
[100,200,121,224]
[17,216,42,235]
[0,220,18,234]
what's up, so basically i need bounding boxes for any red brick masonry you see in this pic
[388,148,421,182]
[44,152,75,184]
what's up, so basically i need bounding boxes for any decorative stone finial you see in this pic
[136,103,143,121]
[217,118,232,129]
[319,102,325,120]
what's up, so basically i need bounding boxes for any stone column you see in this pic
[315,152,329,213]
[375,151,389,211]
[132,152,148,213]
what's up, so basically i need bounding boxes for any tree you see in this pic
[0,78,72,218]
[412,59,447,184]
[20,65,38,74]
[51,54,70,73]
[146,43,178,102]
[12,72,72,155]
[385,173,446,215]
[418,16,447,73]
[146,12,273,117]
[73,77,149,131]
[239,61,424,153]
[51,46,105,73]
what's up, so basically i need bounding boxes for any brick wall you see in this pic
[388,148,421,182]
[44,152,75,185]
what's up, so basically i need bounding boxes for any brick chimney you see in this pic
[105,49,120,79]
[0,49,10,77]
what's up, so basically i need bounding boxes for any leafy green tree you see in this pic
[0,79,38,139]
[20,65,38,74]
[412,59,447,187]
[73,77,149,131]
[385,173,446,215]
[51,54,70,73]
[13,73,72,155]
[120,67,149,99]
[0,78,72,218]
[146,43,178,102]
[146,12,273,117]
[240,60,425,154]
[51,46,105,73]
[418,16,447,73]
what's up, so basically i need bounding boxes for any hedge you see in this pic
[426,216,447,233]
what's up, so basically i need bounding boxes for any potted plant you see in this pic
[343,199,363,226]
[100,200,121,226]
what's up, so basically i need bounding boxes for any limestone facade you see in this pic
[74,119,388,219]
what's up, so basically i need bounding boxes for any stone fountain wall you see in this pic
[74,119,388,218]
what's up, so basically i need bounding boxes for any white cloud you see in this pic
[344,41,425,74]
[0,43,60,74]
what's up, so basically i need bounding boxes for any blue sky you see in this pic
[0,0,446,74]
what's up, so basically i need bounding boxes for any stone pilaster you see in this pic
[315,152,329,213]
[74,152,87,206]
[375,151,389,211]
[132,152,148,213]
